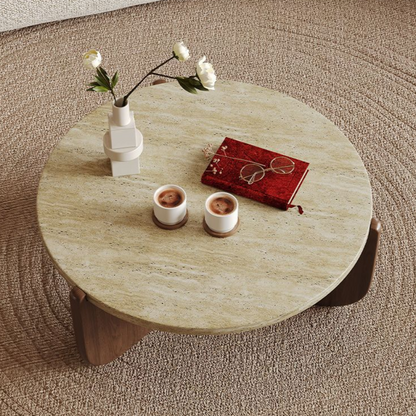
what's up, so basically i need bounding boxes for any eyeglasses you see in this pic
[239,156,295,185]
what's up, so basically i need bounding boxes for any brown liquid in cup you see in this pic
[158,189,183,208]
[209,197,235,215]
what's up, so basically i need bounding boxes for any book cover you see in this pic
[201,137,309,212]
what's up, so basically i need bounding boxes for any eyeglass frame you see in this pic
[239,156,295,185]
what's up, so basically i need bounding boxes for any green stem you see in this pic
[110,88,116,102]
[151,72,176,80]
[122,56,175,106]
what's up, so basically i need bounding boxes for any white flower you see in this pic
[83,49,102,70]
[173,41,190,62]
[196,56,216,90]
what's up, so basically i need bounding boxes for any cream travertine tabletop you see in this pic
[37,81,372,335]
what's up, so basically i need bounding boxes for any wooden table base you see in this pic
[69,218,381,365]
[70,287,150,366]
[317,218,381,306]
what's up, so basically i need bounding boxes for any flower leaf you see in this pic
[111,71,119,89]
[92,86,110,92]
[96,68,111,89]
[94,76,109,88]
[100,66,109,78]
[187,77,209,91]
[176,77,197,94]
[89,81,101,87]
[86,87,95,91]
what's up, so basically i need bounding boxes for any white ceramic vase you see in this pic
[112,98,131,126]
[103,98,144,177]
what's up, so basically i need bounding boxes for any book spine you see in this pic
[201,175,288,210]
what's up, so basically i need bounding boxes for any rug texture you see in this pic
[0,0,415,415]
[0,0,160,32]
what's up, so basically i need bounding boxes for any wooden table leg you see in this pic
[152,79,168,86]
[317,218,381,306]
[69,287,150,365]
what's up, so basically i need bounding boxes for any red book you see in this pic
[201,137,309,212]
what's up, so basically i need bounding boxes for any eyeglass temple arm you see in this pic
[211,152,266,167]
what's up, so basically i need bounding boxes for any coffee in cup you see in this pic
[208,196,235,215]
[157,188,184,208]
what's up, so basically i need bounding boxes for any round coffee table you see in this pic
[37,81,375,365]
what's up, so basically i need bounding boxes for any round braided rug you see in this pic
[0,0,415,414]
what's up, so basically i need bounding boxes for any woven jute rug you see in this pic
[1,0,415,414]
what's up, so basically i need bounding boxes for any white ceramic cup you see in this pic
[153,185,187,226]
[205,192,239,233]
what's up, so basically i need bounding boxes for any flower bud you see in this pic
[173,41,190,62]
[83,49,102,70]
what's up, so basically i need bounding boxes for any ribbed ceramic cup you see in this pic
[153,185,187,226]
[204,192,239,233]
